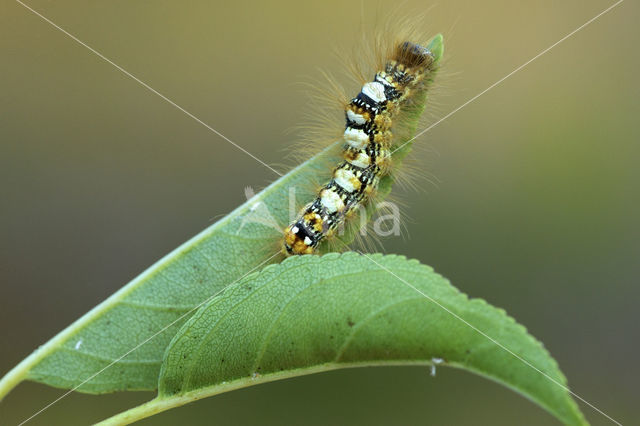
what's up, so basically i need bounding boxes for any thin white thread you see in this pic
[15,0,283,178]
[392,0,625,155]
[356,250,622,425]
[17,250,282,426]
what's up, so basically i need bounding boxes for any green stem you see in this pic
[96,361,432,425]
[0,360,29,401]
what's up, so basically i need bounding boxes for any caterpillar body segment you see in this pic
[284,39,439,255]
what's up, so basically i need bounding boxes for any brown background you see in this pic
[0,0,638,425]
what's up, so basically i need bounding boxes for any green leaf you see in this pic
[98,253,586,425]
[0,135,344,397]
[0,36,444,399]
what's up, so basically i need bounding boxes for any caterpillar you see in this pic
[283,36,441,255]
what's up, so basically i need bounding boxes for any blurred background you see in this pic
[1,0,637,424]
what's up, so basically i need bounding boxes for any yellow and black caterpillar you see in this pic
[284,40,439,255]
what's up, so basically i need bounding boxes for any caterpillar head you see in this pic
[396,41,435,70]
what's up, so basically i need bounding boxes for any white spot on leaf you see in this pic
[430,357,444,376]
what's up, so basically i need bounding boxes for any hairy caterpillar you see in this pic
[283,36,442,255]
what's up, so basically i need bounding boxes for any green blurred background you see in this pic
[1,0,637,424]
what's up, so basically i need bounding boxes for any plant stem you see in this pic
[95,361,432,425]
[0,359,29,401]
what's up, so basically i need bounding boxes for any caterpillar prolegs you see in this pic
[283,37,441,255]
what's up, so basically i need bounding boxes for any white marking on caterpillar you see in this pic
[346,151,371,168]
[334,168,359,192]
[344,128,369,150]
[346,109,366,125]
[320,188,345,213]
[362,81,386,103]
